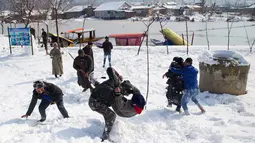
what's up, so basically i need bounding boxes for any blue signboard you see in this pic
[9,28,31,46]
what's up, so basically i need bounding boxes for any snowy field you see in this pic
[1,35,255,143]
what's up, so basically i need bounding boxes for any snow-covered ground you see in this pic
[1,36,255,143]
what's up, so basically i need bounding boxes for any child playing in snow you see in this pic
[170,58,205,115]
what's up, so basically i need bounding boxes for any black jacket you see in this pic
[26,82,63,115]
[73,55,93,73]
[90,68,120,106]
[42,31,47,41]
[102,40,113,54]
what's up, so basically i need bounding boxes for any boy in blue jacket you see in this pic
[170,58,205,115]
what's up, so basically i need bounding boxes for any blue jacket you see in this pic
[170,65,198,89]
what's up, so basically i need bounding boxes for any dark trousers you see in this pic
[38,99,69,120]
[43,40,48,51]
[166,86,182,111]
[88,97,116,141]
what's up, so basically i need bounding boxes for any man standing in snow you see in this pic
[41,28,48,54]
[102,36,113,68]
[162,57,184,113]
[73,49,93,92]
[170,58,205,115]
[21,81,69,122]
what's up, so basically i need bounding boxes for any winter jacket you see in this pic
[50,48,63,75]
[164,69,184,91]
[73,55,93,73]
[42,31,47,41]
[82,46,94,71]
[102,40,113,54]
[170,65,198,89]
[26,82,63,115]
[90,67,120,106]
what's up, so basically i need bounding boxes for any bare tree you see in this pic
[0,1,6,34]
[48,0,72,49]
[10,0,37,28]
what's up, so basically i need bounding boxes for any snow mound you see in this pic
[198,50,249,66]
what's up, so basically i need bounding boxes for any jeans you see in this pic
[181,88,200,111]
[103,53,111,67]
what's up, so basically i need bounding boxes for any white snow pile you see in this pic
[198,50,249,66]
[0,45,255,143]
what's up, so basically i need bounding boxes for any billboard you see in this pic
[9,28,31,46]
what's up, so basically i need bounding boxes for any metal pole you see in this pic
[7,27,12,54]
[30,27,34,55]
[185,20,189,55]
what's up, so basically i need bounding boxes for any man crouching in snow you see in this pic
[88,67,146,142]
[21,81,69,122]
[170,58,205,115]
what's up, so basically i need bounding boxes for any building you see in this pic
[131,5,153,17]
[62,5,95,19]
[94,1,133,19]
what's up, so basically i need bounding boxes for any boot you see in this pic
[184,110,190,115]
[55,74,58,78]
[175,107,182,113]
[38,117,46,122]
[197,104,206,114]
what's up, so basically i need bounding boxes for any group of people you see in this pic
[23,30,206,141]
[21,67,146,142]
[163,57,205,115]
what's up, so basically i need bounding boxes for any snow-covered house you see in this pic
[62,5,95,19]
[131,5,153,17]
[94,1,134,19]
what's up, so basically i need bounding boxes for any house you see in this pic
[131,5,153,17]
[241,4,255,15]
[62,5,95,19]
[94,1,134,19]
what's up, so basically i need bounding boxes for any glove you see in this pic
[114,87,121,96]
[162,74,166,79]
[21,114,29,118]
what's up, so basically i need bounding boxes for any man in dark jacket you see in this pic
[102,36,113,68]
[88,67,122,142]
[112,80,146,117]
[162,57,184,113]
[21,81,69,122]
[41,28,48,54]
[82,42,98,87]
[170,58,205,115]
[73,49,93,92]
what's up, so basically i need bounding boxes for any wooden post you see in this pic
[7,27,12,54]
[185,20,189,55]
[182,34,185,45]
[30,27,34,55]
[191,32,194,45]
[55,8,60,49]
[37,20,40,44]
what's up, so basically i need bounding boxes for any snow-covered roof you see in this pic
[66,5,88,12]
[163,5,179,9]
[94,1,131,12]
[248,4,255,8]
[131,5,153,10]
[165,2,177,5]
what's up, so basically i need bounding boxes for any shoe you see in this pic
[103,65,105,68]
[82,88,88,92]
[175,107,182,113]
[38,118,46,122]
[167,103,172,107]
[109,63,111,67]
[101,131,109,142]
[184,110,190,115]
[55,75,58,78]
[198,104,206,114]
